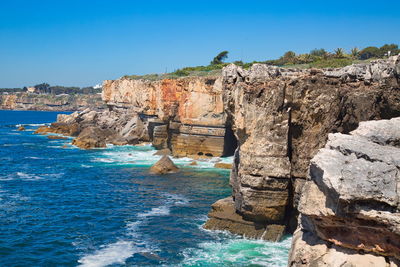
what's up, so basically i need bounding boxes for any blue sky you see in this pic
[1,0,399,88]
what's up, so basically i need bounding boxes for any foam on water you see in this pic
[77,192,190,266]
[90,144,233,170]
[77,240,137,267]
[181,235,292,267]
[15,123,48,127]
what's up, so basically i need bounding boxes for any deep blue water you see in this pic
[0,110,291,267]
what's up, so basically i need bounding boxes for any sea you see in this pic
[0,110,291,267]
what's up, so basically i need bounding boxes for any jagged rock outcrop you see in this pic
[205,55,400,241]
[0,92,104,111]
[289,117,400,266]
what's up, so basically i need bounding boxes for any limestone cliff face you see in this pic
[289,118,400,266]
[0,93,104,111]
[102,77,224,126]
[204,56,400,241]
[102,77,231,157]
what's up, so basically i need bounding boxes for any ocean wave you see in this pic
[0,172,63,181]
[91,144,233,170]
[77,193,189,266]
[137,206,170,218]
[16,172,41,180]
[77,240,137,267]
[15,123,48,127]
[181,235,292,267]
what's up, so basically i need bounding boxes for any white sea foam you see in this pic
[77,192,188,266]
[77,240,136,267]
[181,236,292,267]
[16,172,41,180]
[137,206,170,218]
[92,145,233,170]
[15,123,48,127]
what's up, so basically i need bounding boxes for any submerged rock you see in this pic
[34,126,52,135]
[149,155,179,174]
[213,163,232,169]
[47,135,68,140]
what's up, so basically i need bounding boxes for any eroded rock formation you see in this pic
[204,55,400,241]
[35,55,400,254]
[289,117,400,266]
[103,77,231,157]
[0,92,104,111]
[46,76,236,155]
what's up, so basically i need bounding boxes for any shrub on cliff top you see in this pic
[310,58,353,68]
[211,51,229,65]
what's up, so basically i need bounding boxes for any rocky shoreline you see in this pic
[33,55,400,266]
[0,92,104,111]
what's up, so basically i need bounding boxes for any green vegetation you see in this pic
[30,83,100,94]
[123,43,399,80]
[211,51,229,65]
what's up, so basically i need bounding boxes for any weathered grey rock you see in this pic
[290,118,400,266]
[324,55,400,82]
[149,155,179,174]
[289,228,390,267]
[351,117,400,147]
[207,57,400,242]
[71,126,110,149]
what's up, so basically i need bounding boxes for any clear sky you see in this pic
[1,0,399,88]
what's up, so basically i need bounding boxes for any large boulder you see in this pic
[289,117,400,266]
[149,155,179,174]
[203,197,285,241]
[71,126,111,149]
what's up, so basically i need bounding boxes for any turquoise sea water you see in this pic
[0,110,291,266]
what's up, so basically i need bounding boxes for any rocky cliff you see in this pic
[0,92,104,111]
[35,55,400,258]
[102,77,233,157]
[289,117,400,266]
[204,55,400,241]
[38,76,236,158]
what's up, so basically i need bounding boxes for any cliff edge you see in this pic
[204,55,400,241]
[289,117,400,266]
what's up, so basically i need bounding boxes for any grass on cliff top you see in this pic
[124,44,400,80]
[123,58,379,81]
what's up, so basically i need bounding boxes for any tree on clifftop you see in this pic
[211,51,229,65]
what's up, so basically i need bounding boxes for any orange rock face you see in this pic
[102,76,229,157]
[102,77,225,126]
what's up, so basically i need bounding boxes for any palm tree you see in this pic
[351,47,359,58]
[334,48,345,58]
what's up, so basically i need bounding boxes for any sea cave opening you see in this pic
[222,124,238,157]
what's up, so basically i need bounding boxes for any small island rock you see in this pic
[149,155,179,174]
